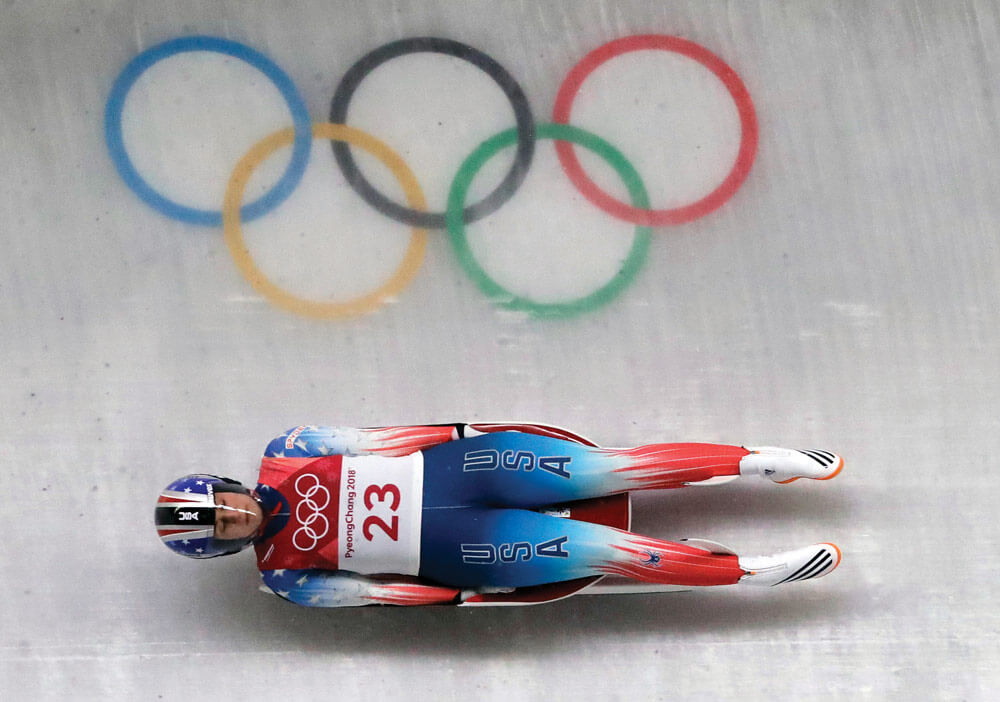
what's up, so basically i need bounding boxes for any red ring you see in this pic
[552,34,759,227]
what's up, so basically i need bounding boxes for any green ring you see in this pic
[446,123,652,318]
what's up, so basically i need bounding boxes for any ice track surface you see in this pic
[2,1,998,699]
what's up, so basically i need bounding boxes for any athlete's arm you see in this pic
[259,569,462,607]
[264,424,479,458]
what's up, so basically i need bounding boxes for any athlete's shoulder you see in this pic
[257,453,344,487]
[264,425,362,457]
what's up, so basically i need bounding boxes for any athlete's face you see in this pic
[214,491,263,541]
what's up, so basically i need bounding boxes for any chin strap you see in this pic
[215,503,258,517]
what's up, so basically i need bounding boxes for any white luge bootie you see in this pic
[740,447,844,483]
[738,543,841,586]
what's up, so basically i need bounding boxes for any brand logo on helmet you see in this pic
[292,473,330,551]
[178,511,200,521]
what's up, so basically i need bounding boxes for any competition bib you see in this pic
[338,453,424,575]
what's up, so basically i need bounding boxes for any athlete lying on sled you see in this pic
[154,423,843,607]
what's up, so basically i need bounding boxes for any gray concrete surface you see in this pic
[1,1,998,699]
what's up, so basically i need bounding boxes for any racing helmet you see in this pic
[154,474,258,558]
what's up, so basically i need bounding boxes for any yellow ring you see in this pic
[223,123,428,319]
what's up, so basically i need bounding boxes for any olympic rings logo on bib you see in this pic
[105,34,757,320]
[292,473,331,551]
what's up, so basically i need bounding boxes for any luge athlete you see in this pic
[155,424,843,606]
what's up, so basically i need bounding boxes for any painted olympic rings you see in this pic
[552,34,758,226]
[105,33,757,319]
[104,36,312,226]
[223,123,428,320]
[329,37,535,229]
[447,123,651,318]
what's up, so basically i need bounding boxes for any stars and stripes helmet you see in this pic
[155,474,256,559]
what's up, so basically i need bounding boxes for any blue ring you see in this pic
[104,36,311,226]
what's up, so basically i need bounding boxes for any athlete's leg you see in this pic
[422,432,749,508]
[422,433,844,508]
[420,507,840,589]
[419,507,745,588]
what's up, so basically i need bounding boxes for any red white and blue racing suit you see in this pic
[254,424,749,606]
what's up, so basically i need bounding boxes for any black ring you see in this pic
[330,37,535,229]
